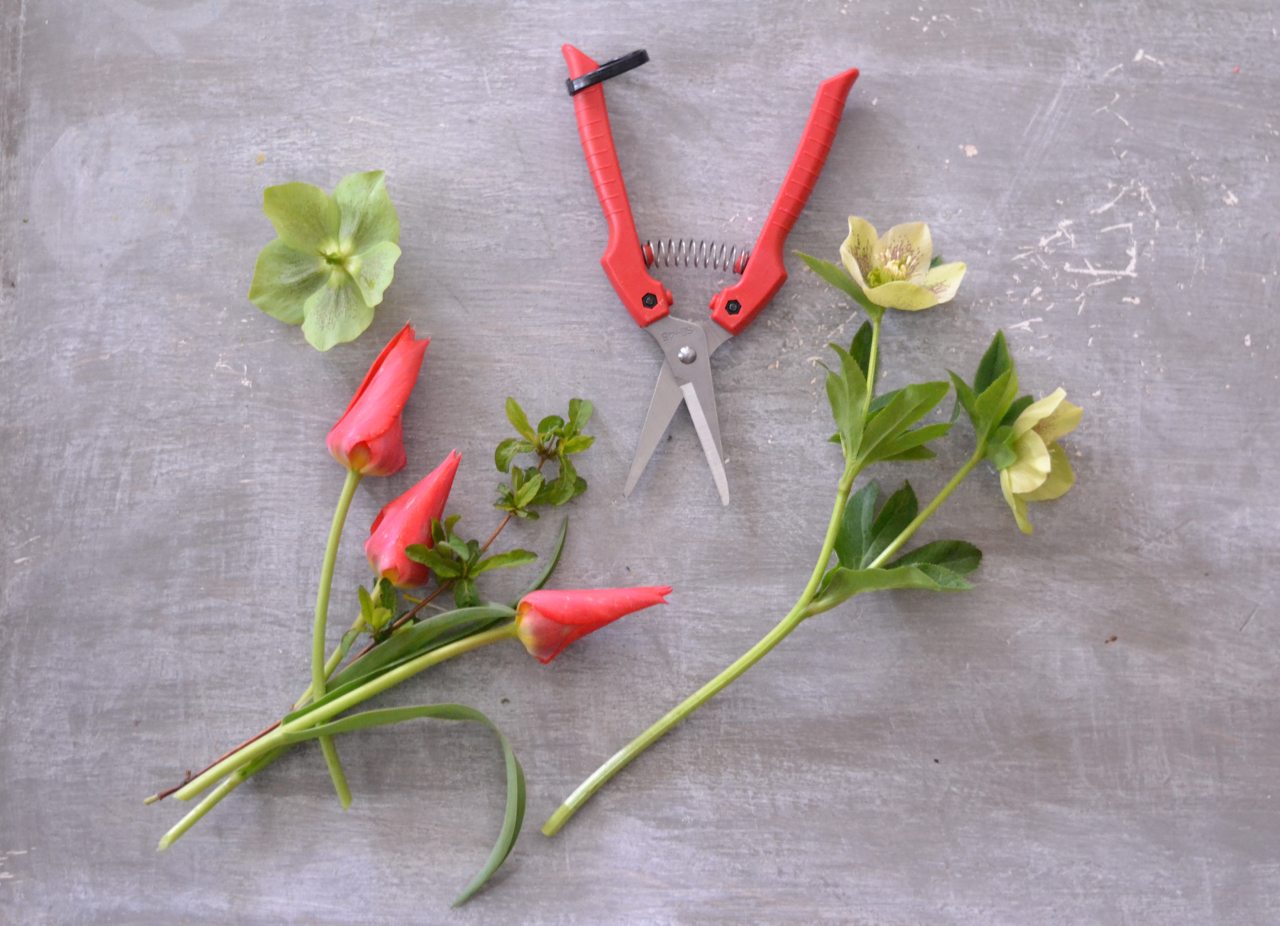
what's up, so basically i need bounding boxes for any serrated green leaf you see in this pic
[473,549,537,575]
[973,330,1012,394]
[949,371,978,426]
[973,368,1018,436]
[834,481,881,568]
[859,381,949,462]
[890,539,982,576]
[505,398,535,441]
[1000,395,1034,428]
[849,321,874,379]
[868,421,952,464]
[810,562,972,614]
[863,481,919,566]
[275,702,524,907]
[877,445,937,462]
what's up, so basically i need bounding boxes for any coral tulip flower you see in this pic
[515,586,672,664]
[327,323,429,476]
[365,450,461,587]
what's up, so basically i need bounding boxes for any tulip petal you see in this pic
[876,222,933,281]
[248,240,328,325]
[335,170,401,254]
[1022,443,1076,501]
[263,181,341,253]
[1012,388,1067,437]
[366,450,462,586]
[1035,398,1083,444]
[839,216,879,288]
[516,586,671,664]
[922,261,967,305]
[349,240,402,308]
[301,279,376,351]
[1000,469,1034,534]
[863,280,941,311]
[1005,430,1051,494]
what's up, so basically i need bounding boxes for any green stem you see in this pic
[312,468,362,808]
[541,461,861,837]
[863,315,881,418]
[157,751,281,851]
[295,613,366,710]
[866,442,986,569]
[174,623,518,802]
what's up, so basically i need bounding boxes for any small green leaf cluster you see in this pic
[405,516,537,608]
[809,480,982,615]
[824,320,953,467]
[949,330,1031,468]
[356,577,399,638]
[494,397,594,518]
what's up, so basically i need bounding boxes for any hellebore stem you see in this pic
[541,460,862,837]
[311,468,362,809]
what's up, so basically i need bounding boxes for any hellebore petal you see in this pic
[366,451,462,587]
[997,388,1084,533]
[334,170,401,255]
[922,261,967,305]
[263,181,341,253]
[347,240,402,309]
[515,586,672,664]
[302,277,377,352]
[327,323,429,476]
[248,239,327,325]
[862,279,941,311]
[839,216,879,287]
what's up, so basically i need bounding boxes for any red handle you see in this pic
[710,67,859,335]
[562,44,672,327]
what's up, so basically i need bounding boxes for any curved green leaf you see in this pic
[516,517,568,602]
[276,704,525,907]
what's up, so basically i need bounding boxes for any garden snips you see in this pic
[562,45,858,505]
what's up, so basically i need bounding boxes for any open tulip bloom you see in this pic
[540,218,1084,838]
[149,324,668,906]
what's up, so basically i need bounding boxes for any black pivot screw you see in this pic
[642,293,658,308]
[726,299,742,315]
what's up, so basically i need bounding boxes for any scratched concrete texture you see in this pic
[1,0,1278,923]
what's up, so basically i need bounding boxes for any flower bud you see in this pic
[365,450,461,587]
[327,323,429,476]
[514,586,672,664]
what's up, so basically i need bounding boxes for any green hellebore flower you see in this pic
[998,388,1083,533]
[248,170,402,351]
[839,216,967,311]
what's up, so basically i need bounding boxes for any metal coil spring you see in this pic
[642,238,750,274]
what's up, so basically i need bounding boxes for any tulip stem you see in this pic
[174,621,517,802]
[541,461,862,837]
[311,468,362,809]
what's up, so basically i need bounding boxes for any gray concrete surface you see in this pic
[2,1,1278,923]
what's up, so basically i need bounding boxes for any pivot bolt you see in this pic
[725,299,742,315]
[677,346,697,364]
[642,293,658,308]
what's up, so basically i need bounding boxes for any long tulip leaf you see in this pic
[515,517,568,603]
[277,704,525,906]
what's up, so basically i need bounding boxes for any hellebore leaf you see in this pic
[810,562,972,614]
[834,481,880,568]
[890,539,983,576]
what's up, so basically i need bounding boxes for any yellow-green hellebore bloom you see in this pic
[998,388,1083,533]
[840,217,967,311]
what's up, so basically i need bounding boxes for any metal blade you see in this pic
[681,382,730,506]
[623,362,684,497]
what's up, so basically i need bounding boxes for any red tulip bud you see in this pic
[365,450,461,587]
[327,323,429,476]
[515,586,672,664]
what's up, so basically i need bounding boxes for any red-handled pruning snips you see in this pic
[562,45,858,504]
